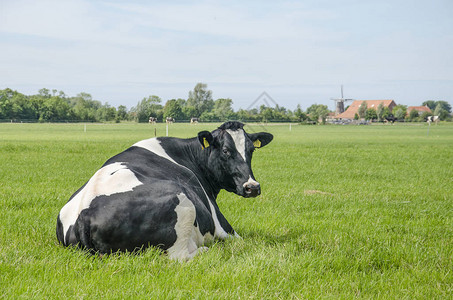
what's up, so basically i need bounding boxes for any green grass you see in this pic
[1,122,452,298]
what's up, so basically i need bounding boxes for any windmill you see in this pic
[331,85,354,115]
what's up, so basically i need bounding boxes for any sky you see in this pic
[1,0,452,111]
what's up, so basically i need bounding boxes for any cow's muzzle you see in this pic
[243,181,261,198]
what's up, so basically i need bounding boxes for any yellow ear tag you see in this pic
[202,137,210,149]
[253,139,261,148]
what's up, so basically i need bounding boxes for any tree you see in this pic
[169,98,191,120]
[306,104,329,124]
[176,98,186,108]
[96,103,117,121]
[213,98,233,121]
[376,102,384,122]
[0,88,18,119]
[270,105,292,121]
[40,96,71,121]
[187,83,213,117]
[5,91,36,120]
[392,105,407,121]
[433,104,442,116]
[182,106,197,120]
[381,107,391,120]
[1,88,145,122]
[407,109,419,122]
[116,105,128,121]
[433,103,449,120]
[260,106,274,122]
[358,101,367,119]
[365,108,377,121]
[294,104,308,122]
[394,109,405,121]
[237,109,257,122]
[163,99,183,120]
[422,100,451,113]
[71,93,101,121]
[132,95,163,122]
[435,101,452,113]
[38,88,51,98]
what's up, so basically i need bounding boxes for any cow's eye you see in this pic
[222,149,231,156]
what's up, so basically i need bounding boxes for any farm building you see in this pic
[335,100,397,120]
[407,106,431,115]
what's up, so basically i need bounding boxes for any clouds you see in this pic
[104,1,334,41]
[1,0,97,42]
[1,0,452,109]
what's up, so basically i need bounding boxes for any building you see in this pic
[335,100,397,120]
[407,106,431,115]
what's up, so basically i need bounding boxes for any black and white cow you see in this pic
[56,122,273,261]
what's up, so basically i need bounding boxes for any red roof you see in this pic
[335,100,396,119]
[407,106,431,113]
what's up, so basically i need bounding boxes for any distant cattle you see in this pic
[56,122,273,261]
[427,116,439,124]
[149,117,157,124]
[166,117,174,124]
[384,114,397,124]
[190,117,199,124]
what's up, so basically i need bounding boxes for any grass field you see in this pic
[1,122,452,298]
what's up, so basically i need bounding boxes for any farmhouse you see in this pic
[335,100,397,120]
[407,106,431,115]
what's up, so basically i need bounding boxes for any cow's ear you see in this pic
[249,132,273,148]
[198,131,214,149]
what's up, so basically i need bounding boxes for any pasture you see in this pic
[1,122,452,298]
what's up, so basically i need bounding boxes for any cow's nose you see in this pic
[244,182,261,197]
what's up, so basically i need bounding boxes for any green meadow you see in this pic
[1,122,452,298]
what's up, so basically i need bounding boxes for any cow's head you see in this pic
[198,122,273,197]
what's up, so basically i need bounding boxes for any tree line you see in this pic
[0,84,322,123]
[122,83,323,123]
[1,84,451,123]
[0,88,125,122]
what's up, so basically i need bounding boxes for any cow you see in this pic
[166,117,174,124]
[190,117,199,124]
[56,121,273,261]
[384,114,397,124]
[427,115,439,124]
[148,117,157,124]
